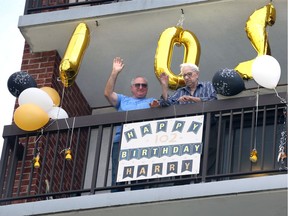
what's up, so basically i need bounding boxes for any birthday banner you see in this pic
[117,115,204,182]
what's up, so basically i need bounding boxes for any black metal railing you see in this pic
[24,0,131,14]
[0,92,287,205]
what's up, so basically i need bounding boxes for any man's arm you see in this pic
[104,57,125,107]
[159,72,169,101]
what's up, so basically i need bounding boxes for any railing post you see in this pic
[0,138,11,197]
[201,112,211,182]
[90,125,104,194]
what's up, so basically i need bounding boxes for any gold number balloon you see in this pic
[59,23,90,87]
[154,26,201,90]
[235,3,276,79]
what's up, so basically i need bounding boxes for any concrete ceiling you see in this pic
[18,0,287,109]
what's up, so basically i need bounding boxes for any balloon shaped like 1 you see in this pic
[235,3,276,79]
[48,107,69,119]
[40,87,61,107]
[252,55,281,89]
[212,68,245,96]
[155,26,201,90]
[7,71,37,97]
[59,23,90,87]
[18,87,53,112]
[14,104,49,131]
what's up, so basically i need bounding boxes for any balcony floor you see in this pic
[1,174,287,216]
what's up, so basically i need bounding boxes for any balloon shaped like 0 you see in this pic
[7,71,37,97]
[59,23,90,87]
[48,107,69,119]
[14,103,49,131]
[252,55,281,89]
[155,26,201,90]
[212,68,245,96]
[40,87,61,107]
[18,87,53,112]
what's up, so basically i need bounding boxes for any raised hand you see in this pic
[112,57,125,74]
[159,72,169,87]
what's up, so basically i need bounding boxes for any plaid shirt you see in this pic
[160,81,217,107]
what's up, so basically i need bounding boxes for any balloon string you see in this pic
[68,117,76,149]
[34,128,44,144]
[60,86,71,130]
[173,105,177,118]
[274,88,288,106]
[176,9,185,27]
[60,86,65,110]
[253,86,260,150]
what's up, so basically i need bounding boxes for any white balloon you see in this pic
[48,107,68,119]
[18,87,53,112]
[252,55,281,89]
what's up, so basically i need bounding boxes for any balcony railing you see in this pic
[24,0,131,14]
[0,93,287,205]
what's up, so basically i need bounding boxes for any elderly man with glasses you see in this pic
[104,57,155,191]
[158,63,217,106]
[157,63,218,182]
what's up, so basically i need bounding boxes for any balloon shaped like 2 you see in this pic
[235,3,276,79]
[252,55,281,89]
[212,68,245,96]
[7,71,37,97]
[14,104,49,131]
[155,26,201,90]
[59,23,90,87]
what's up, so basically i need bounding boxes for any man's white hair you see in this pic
[179,63,200,75]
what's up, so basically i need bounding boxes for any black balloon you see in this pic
[212,68,245,96]
[7,71,37,97]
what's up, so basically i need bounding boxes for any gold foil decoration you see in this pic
[59,23,90,87]
[65,149,72,161]
[33,153,40,168]
[249,149,258,163]
[235,3,276,79]
[154,26,201,90]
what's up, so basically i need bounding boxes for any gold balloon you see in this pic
[154,26,201,90]
[235,3,276,79]
[14,104,49,131]
[40,87,61,107]
[249,149,258,163]
[59,23,90,87]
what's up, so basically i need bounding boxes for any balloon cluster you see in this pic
[7,71,69,131]
[213,2,280,96]
[235,3,276,79]
[212,54,281,97]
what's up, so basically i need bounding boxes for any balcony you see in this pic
[1,0,287,215]
[0,92,287,215]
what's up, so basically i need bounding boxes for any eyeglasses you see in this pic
[182,72,196,78]
[133,83,148,88]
